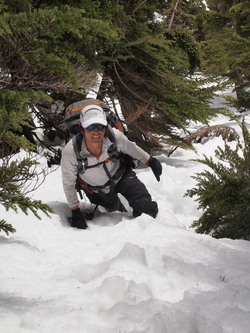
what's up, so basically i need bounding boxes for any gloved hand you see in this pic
[71,208,88,229]
[146,156,162,181]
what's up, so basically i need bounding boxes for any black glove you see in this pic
[147,156,162,181]
[71,208,88,229]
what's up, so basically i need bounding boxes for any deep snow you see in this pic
[0,112,250,333]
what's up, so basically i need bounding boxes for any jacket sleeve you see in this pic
[114,129,150,163]
[61,140,79,208]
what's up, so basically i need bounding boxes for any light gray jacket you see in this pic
[61,128,150,208]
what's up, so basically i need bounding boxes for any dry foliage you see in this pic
[125,99,152,124]
[165,124,239,157]
[0,61,96,94]
[186,124,239,144]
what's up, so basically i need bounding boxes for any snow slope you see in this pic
[1,115,250,333]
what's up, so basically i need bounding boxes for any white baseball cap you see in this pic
[80,105,107,128]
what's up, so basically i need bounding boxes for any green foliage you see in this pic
[0,220,16,235]
[0,1,122,234]
[164,27,201,73]
[0,89,54,235]
[0,3,120,92]
[94,0,227,150]
[162,0,207,30]
[202,0,250,112]
[0,154,54,235]
[0,89,50,155]
[185,120,250,240]
[0,0,230,151]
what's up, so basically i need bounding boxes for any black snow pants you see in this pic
[83,169,158,218]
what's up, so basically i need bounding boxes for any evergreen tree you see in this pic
[201,0,250,112]
[185,119,250,240]
[0,0,120,148]
[0,153,54,235]
[0,0,228,151]
[95,0,226,149]
[0,90,45,156]
[0,2,119,92]
[0,90,54,234]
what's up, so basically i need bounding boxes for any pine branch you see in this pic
[185,120,250,240]
[0,152,55,234]
[0,220,16,236]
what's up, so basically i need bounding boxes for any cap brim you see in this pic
[81,117,107,128]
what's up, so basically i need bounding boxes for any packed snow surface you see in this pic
[1,114,250,333]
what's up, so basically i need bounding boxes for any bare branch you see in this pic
[132,0,147,14]
[168,0,180,29]
[186,124,239,144]
[0,152,57,198]
[125,99,152,124]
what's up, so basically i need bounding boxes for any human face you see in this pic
[83,123,106,145]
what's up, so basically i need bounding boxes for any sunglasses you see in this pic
[86,124,105,131]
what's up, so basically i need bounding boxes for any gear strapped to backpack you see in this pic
[65,98,124,135]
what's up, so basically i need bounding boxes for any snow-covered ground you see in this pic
[1,113,250,333]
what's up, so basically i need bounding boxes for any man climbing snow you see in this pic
[61,103,162,229]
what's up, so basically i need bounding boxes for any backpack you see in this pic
[47,99,124,168]
[64,98,127,177]
[64,97,135,177]
[65,98,124,135]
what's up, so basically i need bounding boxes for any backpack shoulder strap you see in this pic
[72,133,82,158]
[72,126,123,177]
[106,124,120,159]
[72,133,87,174]
[72,132,111,174]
